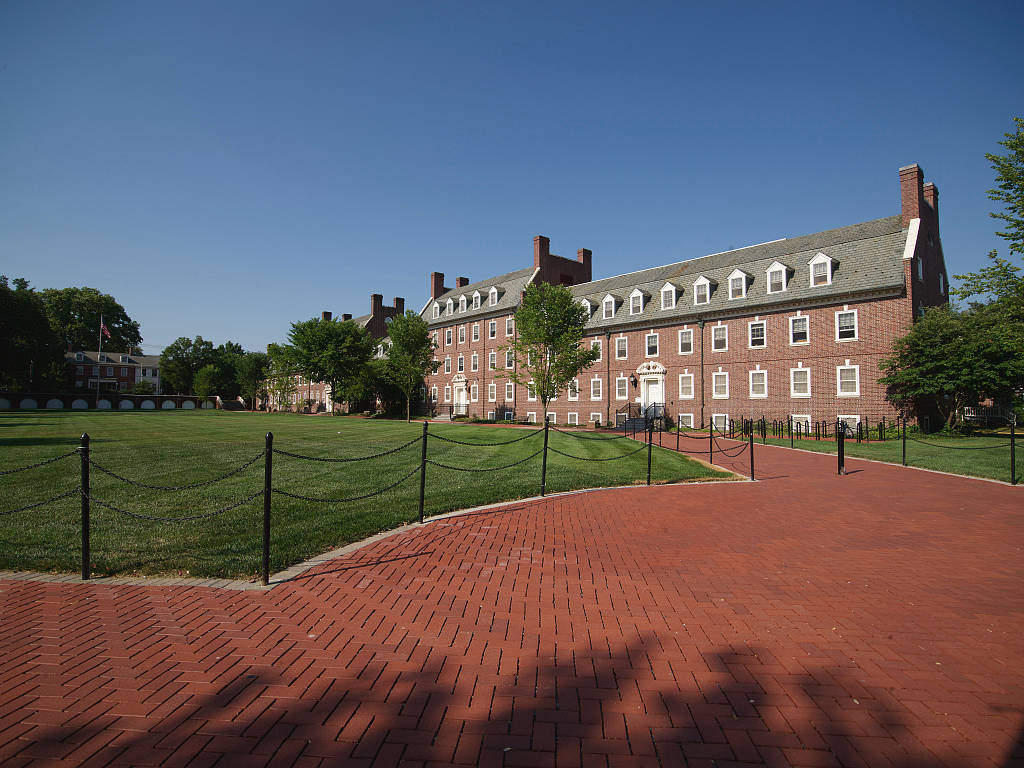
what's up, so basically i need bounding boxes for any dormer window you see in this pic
[75,352,84,362]
[580,299,592,316]
[629,289,645,315]
[660,283,676,310]
[488,286,498,306]
[472,291,481,309]
[727,269,749,300]
[602,294,616,319]
[809,253,834,287]
[446,298,454,315]
[432,302,440,319]
[766,261,789,294]
[693,276,711,305]
[458,295,467,313]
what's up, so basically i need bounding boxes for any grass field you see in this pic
[0,410,730,579]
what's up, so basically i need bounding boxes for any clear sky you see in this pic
[2,1,1022,353]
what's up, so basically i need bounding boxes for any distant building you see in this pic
[65,351,162,394]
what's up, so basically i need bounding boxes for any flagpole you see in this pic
[97,314,103,406]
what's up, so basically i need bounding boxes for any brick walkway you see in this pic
[2,441,1022,767]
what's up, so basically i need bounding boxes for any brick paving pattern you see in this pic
[1,440,1022,767]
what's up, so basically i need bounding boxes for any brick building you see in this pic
[420,164,948,429]
[66,351,162,393]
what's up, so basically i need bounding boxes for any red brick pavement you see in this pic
[1,439,1022,767]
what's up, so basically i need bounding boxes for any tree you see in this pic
[128,380,156,395]
[159,336,214,395]
[265,345,298,411]
[211,341,245,399]
[192,364,218,399]
[986,116,1024,256]
[381,312,440,421]
[0,276,61,389]
[40,286,142,352]
[236,351,269,410]
[500,282,600,416]
[280,316,374,413]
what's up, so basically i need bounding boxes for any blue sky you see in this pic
[2,1,1022,353]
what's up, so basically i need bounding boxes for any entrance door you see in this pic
[643,378,662,408]
[454,386,468,416]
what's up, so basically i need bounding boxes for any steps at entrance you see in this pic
[220,400,246,411]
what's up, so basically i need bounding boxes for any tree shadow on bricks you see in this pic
[5,634,991,767]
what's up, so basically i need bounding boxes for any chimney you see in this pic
[342,313,352,321]
[430,272,445,298]
[370,293,383,315]
[899,164,924,228]
[534,235,550,269]
[393,297,405,315]
[922,181,938,216]
[455,277,469,289]
[576,248,592,281]
[321,311,332,322]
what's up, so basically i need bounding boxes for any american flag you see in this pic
[100,321,111,339]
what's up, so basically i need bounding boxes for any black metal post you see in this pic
[709,420,714,465]
[418,421,428,523]
[837,421,845,475]
[676,417,680,453]
[789,415,793,448]
[748,428,754,481]
[540,417,550,496]
[646,422,653,486]
[79,433,90,581]
[902,418,907,466]
[1010,419,1016,486]
[262,432,273,587]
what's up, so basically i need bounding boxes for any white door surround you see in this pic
[636,361,666,409]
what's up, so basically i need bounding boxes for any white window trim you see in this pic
[693,276,711,305]
[602,294,616,320]
[445,328,452,346]
[470,384,478,402]
[809,252,833,287]
[444,357,451,374]
[645,333,659,358]
[748,320,766,349]
[711,324,728,352]
[629,288,644,315]
[488,383,496,402]
[712,414,728,431]
[546,412,556,425]
[726,269,748,300]
[790,367,811,398]
[457,355,464,372]
[458,326,466,343]
[591,339,602,361]
[678,329,693,355]
[505,318,514,336]
[568,379,579,401]
[526,412,537,423]
[580,299,591,316]
[660,282,676,310]
[472,323,480,341]
[836,364,860,397]
[527,382,537,401]
[677,413,694,429]
[458,295,467,312]
[487,411,495,420]
[615,336,628,360]
[472,291,481,309]
[766,262,788,294]
[678,373,694,400]
[835,309,858,342]
[567,412,578,426]
[590,377,602,400]
[444,385,451,402]
[748,369,768,399]
[488,320,496,339]
[838,414,861,430]
[430,385,438,402]
[615,376,628,400]
[489,287,498,306]
[446,298,454,315]
[470,353,478,372]
[432,303,440,319]
[505,382,514,400]
[712,371,729,399]
[589,412,603,425]
[792,414,812,431]
[488,351,496,369]
[505,350,514,369]
[789,315,809,346]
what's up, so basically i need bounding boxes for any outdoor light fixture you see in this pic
[629,374,638,388]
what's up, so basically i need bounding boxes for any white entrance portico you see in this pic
[452,373,468,416]
[636,361,666,412]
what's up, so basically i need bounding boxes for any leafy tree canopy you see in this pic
[40,286,142,352]
[986,116,1024,256]
[0,276,61,389]
[192,364,219,399]
[382,311,439,421]
[236,351,270,409]
[281,317,374,408]
[159,336,215,395]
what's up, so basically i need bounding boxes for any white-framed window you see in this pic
[678,329,693,355]
[457,355,464,373]
[489,287,498,306]
[660,283,675,310]
[458,295,466,313]
[792,414,812,431]
[749,369,767,399]
[712,324,727,352]
[712,414,728,431]
[590,412,602,425]
[590,377,602,400]
[444,357,451,374]
[470,353,478,372]
[505,382,514,400]
[567,412,578,426]
[766,262,788,294]
[505,350,514,368]
[458,325,466,344]
[645,333,658,357]
[580,299,591,316]
[568,379,579,400]
[809,253,833,287]
[488,320,496,339]
[591,339,602,360]
[916,257,924,282]
[837,364,860,396]
[445,328,452,346]
[939,272,946,294]
[789,315,809,345]
[432,303,440,319]
[487,410,495,420]
[603,294,616,319]
[472,323,480,341]
[615,337,628,359]
[836,310,858,341]
[472,291,481,310]
[678,373,694,399]
[546,412,556,424]
[629,289,644,315]
[712,371,729,399]
[430,385,438,401]
[75,352,84,362]
[790,367,811,398]
[694,277,710,305]
[488,383,496,401]
[615,376,628,400]
[446,298,454,315]
[527,412,537,423]
[432,331,438,348]
[489,351,496,369]
[727,269,747,300]
[748,320,766,349]
[527,382,537,401]
[838,414,861,433]
[444,385,451,402]
[506,317,514,336]
[470,383,478,401]
[677,413,694,429]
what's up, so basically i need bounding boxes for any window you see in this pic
[446,298,454,315]
[505,382,514,400]
[603,296,615,319]
[458,295,467,312]
[470,383,478,401]
[792,415,812,432]
[836,310,857,341]
[457,355,464,373]
[678,329,693,355]
[488,383,496,401]
[677,413,694,429]
[766,262,788,294]
[615,377,628,400]
[106,367,113,376]
[471,353,478,372]
[645,333,659,357]
[503,411,514,421]
[472,292,481,310]
[810,253,833,287]
[694,281,709,305]
[489,351,496,369]
[121,367,128,376]
[488,320,496,339]
[432,303,440,319]
[505,350,514,368]
[939,272,945,294]
[487,411,495,420]
[712,325,727,351]
[567,412,578,426]
[712,414,728,431]
[489,287,498,306]
[444,385,451,402]
[506,318,514,336]
[76,365,84,374]
[444,357,451,374]
[546,412,556,425]
[748,321,766,349]
[591,339,602,360]
[749,369,767,398]
[629,291,643,315]
[75,352,84,362]
[790,367,811,398]
[615,337,628,359]
[527,382,537,401]
[527,412,537,423]
[568,379,579,400]
[790,315,809,345]
[838,414,861,433]
[432,332,438,348]
[458,326,466,344]
[590,413,603,426]
[580,299,591,316]
[661,284,675,310]
[727,270,747,300]
[472,323,479,341]
[591,378,602,400]
[916,257,924,282]
[678,373,694,399]
[712,371,729,399]
[445,328,452,346]
[837,364,860,396]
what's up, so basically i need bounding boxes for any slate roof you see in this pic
[66,352,161,366]
[422,267,536,326]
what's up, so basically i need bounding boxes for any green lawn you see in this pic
[0,410,730,579]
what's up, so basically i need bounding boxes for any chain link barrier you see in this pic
[83,489,264,522]
[906,435,1008,451]
[1,487,81,516]
[87,450,264,490]
[546,442,649,462]
[426,447,544,472]
[550,427,628,441]
[272,463,421,503]
[428,429,543,447]
[273,436,421,463]
[0,450,78,476]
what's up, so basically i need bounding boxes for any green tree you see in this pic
[0,276,61,389]
[382,311,440,421]
[211,341,244,399]
[128,380,156,395]
[192,364,218,399]
[265,345,298,411]
[40,286,142,352]
[986,116,1024,256]
[500,282,600,416]
[159,336,215,395]
[236,351,269,410]
[280,316,374,413]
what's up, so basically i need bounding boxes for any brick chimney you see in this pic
[370,294,383,315]
[577,248,592,275]
[342,313,352,321]
[393,297,405,315]
[321,311,332,322]
[455,277,470,289]
[534,235,550,269]
[430,272,446,298]
[899,164,924,228]
[922,181,938,217]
